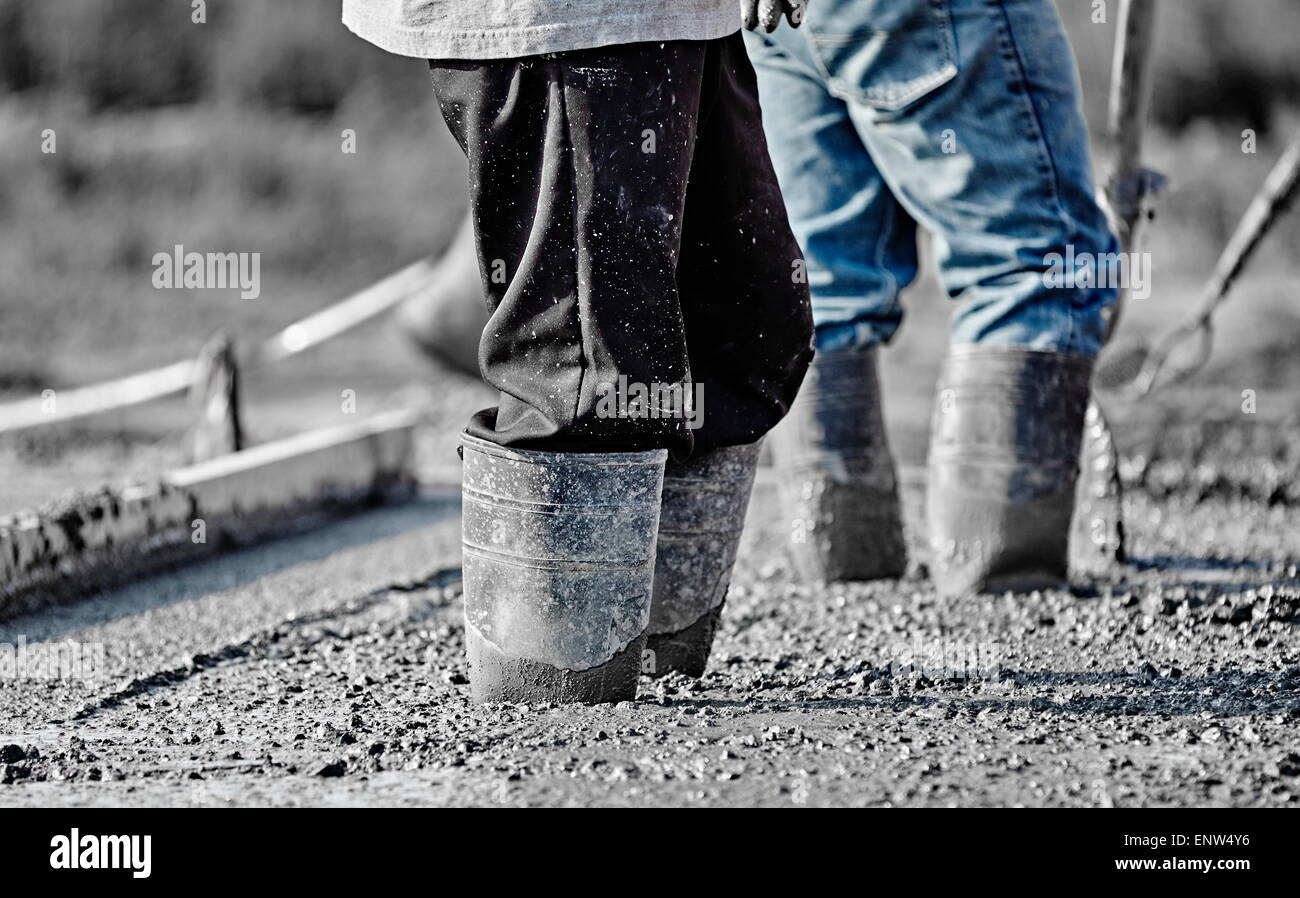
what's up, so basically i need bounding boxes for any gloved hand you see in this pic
[740,0,808,33]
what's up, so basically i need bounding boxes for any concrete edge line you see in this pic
[0,409,420,619]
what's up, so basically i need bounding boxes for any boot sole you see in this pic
[466,623,646,704]
[645,605,722,679]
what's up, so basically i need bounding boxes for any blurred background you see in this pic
[1,0,1298,513]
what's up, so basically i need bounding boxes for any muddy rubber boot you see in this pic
[395,216,490,377]
[768,347,906,582]
[460,434,667,704]
[645,441,761,678]
[926,345,1092,596]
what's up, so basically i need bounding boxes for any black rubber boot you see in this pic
[645,441,761,678]
[926,345,1092,597]
[395,215,489,377]
[768,347,906,582]
[460,434,666,704]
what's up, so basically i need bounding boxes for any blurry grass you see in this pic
[0,98,465,385]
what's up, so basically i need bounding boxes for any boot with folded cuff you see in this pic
[926,345,1092,597]
[460,433,666,704]
[645,441,762,678]
[769,347,907,583]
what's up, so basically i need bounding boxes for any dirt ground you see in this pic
[2,366,1298,807]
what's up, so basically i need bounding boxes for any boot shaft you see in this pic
[460,434,667,702]
[926,345,1092,596]
[647,441,762,677]
[769,346,907,582]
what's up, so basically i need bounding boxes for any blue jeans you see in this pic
[744,0,1118,356]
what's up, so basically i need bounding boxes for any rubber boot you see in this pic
[926,345,1092,596]
[460,433,667,704]
[395,215,490,377]
[645,441,761,678]
[768,347,907,582]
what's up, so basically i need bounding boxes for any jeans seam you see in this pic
[990,0,1081,354]
[990,0,1071,230]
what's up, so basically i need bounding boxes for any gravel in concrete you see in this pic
[1,472,1297,807]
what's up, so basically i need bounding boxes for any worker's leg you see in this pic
[745,25,919,352]
[805,0,1117,592]
[431,42,703,702]
[672,33,817,455]
[432,38,812,457]
[432,37,812,698]
[745,25,913,581]
[820,0,1117,355]
[648,34,815,674]
[431,42,697,454]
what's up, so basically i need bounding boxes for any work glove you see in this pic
[740,0,808,33]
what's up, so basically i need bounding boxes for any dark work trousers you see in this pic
[429,33,815,458]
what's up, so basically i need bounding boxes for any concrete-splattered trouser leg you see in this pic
[768,347,906,582]
[461,434,666,704]
[427,35,813,456]
[926,346,1092,596]
[646,441,762,677]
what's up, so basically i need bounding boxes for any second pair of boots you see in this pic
[770,343,1092,596]
[460,433,761,705]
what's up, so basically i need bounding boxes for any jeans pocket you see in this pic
[807,0,958,112]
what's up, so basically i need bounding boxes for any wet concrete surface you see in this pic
[1,471,1297,807]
